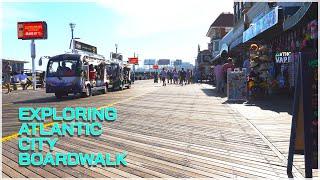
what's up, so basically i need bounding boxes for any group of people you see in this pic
[3,62,29,94]
[157,68,193,86]
[213,57,235,94]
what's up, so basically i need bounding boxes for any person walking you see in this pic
[166,70,170,84]
[179,68,186,86]
[214,61,224,93]
[18,71,28,90]
[169,69,173,84]
[222,57,235,93]
[160,68,167,86]
[3,62,12,94]
[186,69,191,84]
[153,72,158,83]
[173,69,178,84]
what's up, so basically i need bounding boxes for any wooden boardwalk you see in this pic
[0,82,308,178]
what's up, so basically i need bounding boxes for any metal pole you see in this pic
[115,44,118,54]
[71,28,74,39]
[31,39,36,90]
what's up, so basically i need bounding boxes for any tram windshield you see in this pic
[47,58,80,77]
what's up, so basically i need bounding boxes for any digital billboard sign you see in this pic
[17,21,48,40]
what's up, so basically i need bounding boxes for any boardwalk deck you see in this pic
[1,81,316,178]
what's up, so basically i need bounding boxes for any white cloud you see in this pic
[98,0,233,38]
[0,5,36,29]
[98,0,233,64]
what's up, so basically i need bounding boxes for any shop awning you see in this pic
[230,35,243,50]
[243,6,281,43]
[211,50,228,63]
[283,2,313,31]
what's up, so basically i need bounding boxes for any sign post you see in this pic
[18,21,47,90]
[31,40,36,90]
[287,51,318,178]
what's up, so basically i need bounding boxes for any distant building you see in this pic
[195,47,211,78]
[2,58,29,74]
[206,13,234,61]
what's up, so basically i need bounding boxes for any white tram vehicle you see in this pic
[46,52,111,98]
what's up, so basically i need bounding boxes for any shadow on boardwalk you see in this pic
[201,85,293,115]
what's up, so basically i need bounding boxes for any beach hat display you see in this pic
[250,44,259,51]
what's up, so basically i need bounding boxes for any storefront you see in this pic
[242,6,283,98]
[241,3,317,98]
[269,2,317,95]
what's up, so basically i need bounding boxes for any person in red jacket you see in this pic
[89,64,96,81]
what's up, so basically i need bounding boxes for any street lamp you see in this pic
[69,23,76,51]
[69,23,75,39]
[115,44,118,54]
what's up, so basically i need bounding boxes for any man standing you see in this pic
[3,62,12,94]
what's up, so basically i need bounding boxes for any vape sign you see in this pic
[275,52,291,63]
[17,21,48,40]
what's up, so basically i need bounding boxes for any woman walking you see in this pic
[160,68,167,86]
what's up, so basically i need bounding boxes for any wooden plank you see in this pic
[4,141,97,178]
[2,163,25,178]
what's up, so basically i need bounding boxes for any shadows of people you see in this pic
[224,94,293,115]
[13,94,81,104]
[202,86,293,115]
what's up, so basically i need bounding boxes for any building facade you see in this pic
[206,13,234,61]
[215,1,318,97]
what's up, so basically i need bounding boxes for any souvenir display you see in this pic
[247,43,273,98]
[227,68,247,101]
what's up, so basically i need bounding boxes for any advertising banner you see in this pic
[74,40,97,54]
[17,21,48,40]
[128,57,139,65]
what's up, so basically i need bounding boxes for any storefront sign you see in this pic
[275,52,291,63]
[128,57,139,65]
[111,53,123,60]
[74,40,97,54]
[243,7,279,42]
[17,21,48,40]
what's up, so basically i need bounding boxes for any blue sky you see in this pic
[1,0,233,70]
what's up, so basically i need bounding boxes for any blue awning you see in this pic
[230,35,243,50]
[243,6,280,43]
